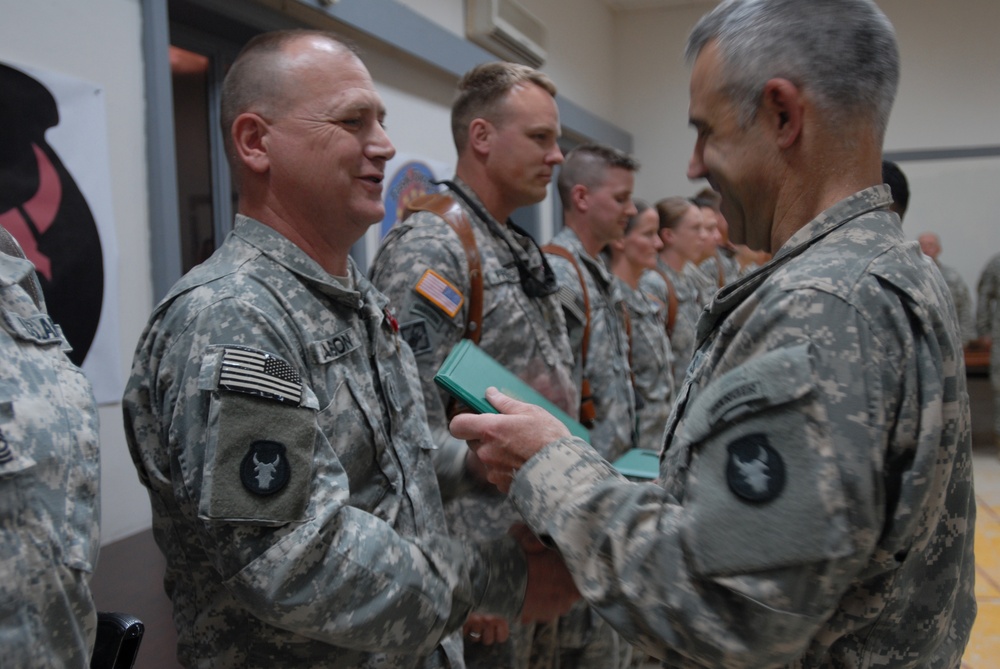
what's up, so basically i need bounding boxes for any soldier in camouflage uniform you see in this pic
[976,252,1000,449]
[548,143,638,465]
[606,200,675,452]
[545,143,639,669]
[123,32,577,669]
[370,61,576,669]
[451,1,978,667]
[640,197,712,391]
[919,233,975,344]
[0,229,100,668]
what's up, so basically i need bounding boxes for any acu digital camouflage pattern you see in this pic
[123,216,527,669]
[546,227,636,463]
[370,178,577,669]
[697,247,740,292]
[977,252,1000,439]
[510,187,977,668]
[0,251,100,668]
[544,227,636,669]
[616,277,674,452]
[702,244,767,290]
[639,260,706,393]
[935,260,975,345]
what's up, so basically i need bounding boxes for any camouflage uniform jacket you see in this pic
[617,277,674,452]
[976,252,1000,342]
[547,227,636,462]
[123,216,526,669]
[370,180,577,669]
[975,252,1000,434]
[935,260,974,345]
[1,251,100,668]
[370,178,578,502]
[510,187,977,668]
[640,260,705,392]
[698,247,740,291]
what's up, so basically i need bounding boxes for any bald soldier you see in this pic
[123,31,577,668]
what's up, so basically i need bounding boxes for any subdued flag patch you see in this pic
[219,346,303,405]
[415,269,464,318]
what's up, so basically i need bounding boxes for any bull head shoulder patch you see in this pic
[726,433,785,503]
[240,440,291,496]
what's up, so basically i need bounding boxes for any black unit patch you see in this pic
[726,433,785,503]
[400,319,432,355]
[240,440,291,496]
[0,429,11,465]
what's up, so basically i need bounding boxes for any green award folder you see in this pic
[611,448,660,480]
[434,339,591,443]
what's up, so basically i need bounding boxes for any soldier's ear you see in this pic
[232,112,270,174]
[468,117,493,156]
[571,184,589,212]
[760,78,803,150]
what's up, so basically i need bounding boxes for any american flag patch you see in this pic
[219,346,303,405]
[415,269,463,317]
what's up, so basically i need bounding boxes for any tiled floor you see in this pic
[964,447,1000,667]
[963,374,998,668]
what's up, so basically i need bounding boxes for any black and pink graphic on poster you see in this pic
[0,63,104,366]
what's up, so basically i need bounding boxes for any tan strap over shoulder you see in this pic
[652,266,679,337]
[404,193,483,344]
[543,243,596,427]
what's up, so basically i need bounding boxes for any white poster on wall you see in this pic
[0,60,122,404]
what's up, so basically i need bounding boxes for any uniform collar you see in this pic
[233,215,384,309]
[696,185,892,340]
[553,226,616,290]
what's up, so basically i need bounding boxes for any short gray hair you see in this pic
[686,0,899,141]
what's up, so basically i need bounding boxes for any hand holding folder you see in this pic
[434,340,591,443]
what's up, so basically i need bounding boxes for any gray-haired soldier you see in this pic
[123,31,576,669]
[451,1,977,667]
[0,230,100,667]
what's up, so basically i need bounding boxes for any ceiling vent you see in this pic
[465,0,548,69]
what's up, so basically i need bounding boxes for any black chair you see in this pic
[90,612,144,669]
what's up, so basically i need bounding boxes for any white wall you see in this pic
[399,0,621,122]
[615,0,1000,296]
[2,0,154,543]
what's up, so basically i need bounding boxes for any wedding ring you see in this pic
[468,631,482,639]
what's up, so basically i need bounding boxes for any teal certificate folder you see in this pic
[612,448,660,480]
[434,340,591,443]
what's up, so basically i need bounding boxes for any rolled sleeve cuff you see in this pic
[510,437,623,536]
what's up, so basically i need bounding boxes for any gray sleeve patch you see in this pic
[681,344,854,576]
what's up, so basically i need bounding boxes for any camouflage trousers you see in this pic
[557,602,633,669]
